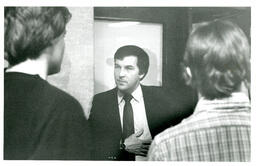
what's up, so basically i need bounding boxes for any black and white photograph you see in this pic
[1,0,254,165]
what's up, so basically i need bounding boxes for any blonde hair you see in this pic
[183,20,250,99]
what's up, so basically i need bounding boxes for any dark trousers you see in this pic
[119,150,135,161]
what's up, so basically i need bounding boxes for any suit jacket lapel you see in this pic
[109,88,122,137]
[141,85,155,136]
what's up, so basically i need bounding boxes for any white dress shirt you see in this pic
[117,85,152,161]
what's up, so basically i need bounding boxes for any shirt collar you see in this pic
[117,84,143,105]
[194,92,250,115]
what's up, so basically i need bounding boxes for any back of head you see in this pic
[114,45,149,80]
[183,20,250,99]
[5,7,71,66]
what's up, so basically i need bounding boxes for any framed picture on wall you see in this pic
[94,19,163,94]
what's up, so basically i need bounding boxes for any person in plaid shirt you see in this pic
[148,20,251,161]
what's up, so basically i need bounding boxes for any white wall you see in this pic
[48,7,94,118]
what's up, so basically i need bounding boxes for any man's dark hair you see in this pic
[183,20,250,99]
[5,7,71,66]
[114,45,149,80]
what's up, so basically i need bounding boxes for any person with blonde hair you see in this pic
[4,7,91,160]
[148,20,250,161]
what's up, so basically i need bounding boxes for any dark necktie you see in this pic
[122,94,134,140]
[121,94,135,161]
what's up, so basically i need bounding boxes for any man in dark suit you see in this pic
[89,45,186,160]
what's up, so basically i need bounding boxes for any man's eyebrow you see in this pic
[125,65,135,68]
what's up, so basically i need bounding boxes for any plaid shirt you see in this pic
[148,92,251,161]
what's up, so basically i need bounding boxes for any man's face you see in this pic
[114,56,144,94]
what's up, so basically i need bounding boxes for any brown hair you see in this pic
[114,45,149,80]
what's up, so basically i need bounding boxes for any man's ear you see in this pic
[186,67,192,77]
[183,66,192,86]
[139,72,145,80]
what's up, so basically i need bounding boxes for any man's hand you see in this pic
[123,130,152,156]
